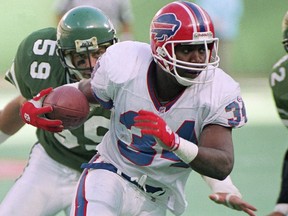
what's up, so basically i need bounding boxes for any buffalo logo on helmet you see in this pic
[151,13,181,42]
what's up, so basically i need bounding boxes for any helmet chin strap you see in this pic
[69,68,84,81]
[156,58,198,87]
[64,45,94,81]
[154,54,215,86]
[173,66,216,86]
[171,66,202,86]
[174,72,194,86]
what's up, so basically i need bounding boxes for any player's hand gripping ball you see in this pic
[43,86,89,130]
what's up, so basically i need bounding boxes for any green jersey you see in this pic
[5,27,110,172]
[270,54,288,127]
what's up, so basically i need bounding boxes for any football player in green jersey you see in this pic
[268,11,288,216]
[0,6,117,216]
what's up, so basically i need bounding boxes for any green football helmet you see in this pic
[57,6,118,81]
[282,11,288,53]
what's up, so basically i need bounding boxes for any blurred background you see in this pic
[1,0,288,215]
[0,0,287,78]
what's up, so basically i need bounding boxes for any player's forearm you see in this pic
[78,79,99,104]
[0,95,26,135]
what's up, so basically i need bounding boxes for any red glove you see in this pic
[134,110,180,151]
[20,87,63,132]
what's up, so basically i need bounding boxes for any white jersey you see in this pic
[91,41,247,215]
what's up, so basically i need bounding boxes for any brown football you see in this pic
[43,86,89,130]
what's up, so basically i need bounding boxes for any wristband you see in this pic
[173,137,198,164]
[203,175,242,198]
[0,130,10,144]
[274,203,288,215]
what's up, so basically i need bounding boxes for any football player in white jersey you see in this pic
[20,1,257,215]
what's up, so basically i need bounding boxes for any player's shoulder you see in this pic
[19,27,57,47]
[16,27,58,59]
[106,41,151,57]
[28,27,57,39]
[12,27,64,98]
[272,54,288,70]
[200,68,242,106]
[212,68,240,91]
[98,41,152,83]
[15,27,59,69]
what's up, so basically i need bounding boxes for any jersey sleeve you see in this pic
[202,72,247,129]
[91,41,151,109]
[212,94,247,128]
[5,62,21,92]
[90,57,114,109]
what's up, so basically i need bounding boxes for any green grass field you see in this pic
[1,0,288,215]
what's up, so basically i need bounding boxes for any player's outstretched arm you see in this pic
[78,79,99,104]
[0,95,26,144]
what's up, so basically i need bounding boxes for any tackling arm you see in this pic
[65,79,99,105]
[78,79,99,104]
[0,95,26,143]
